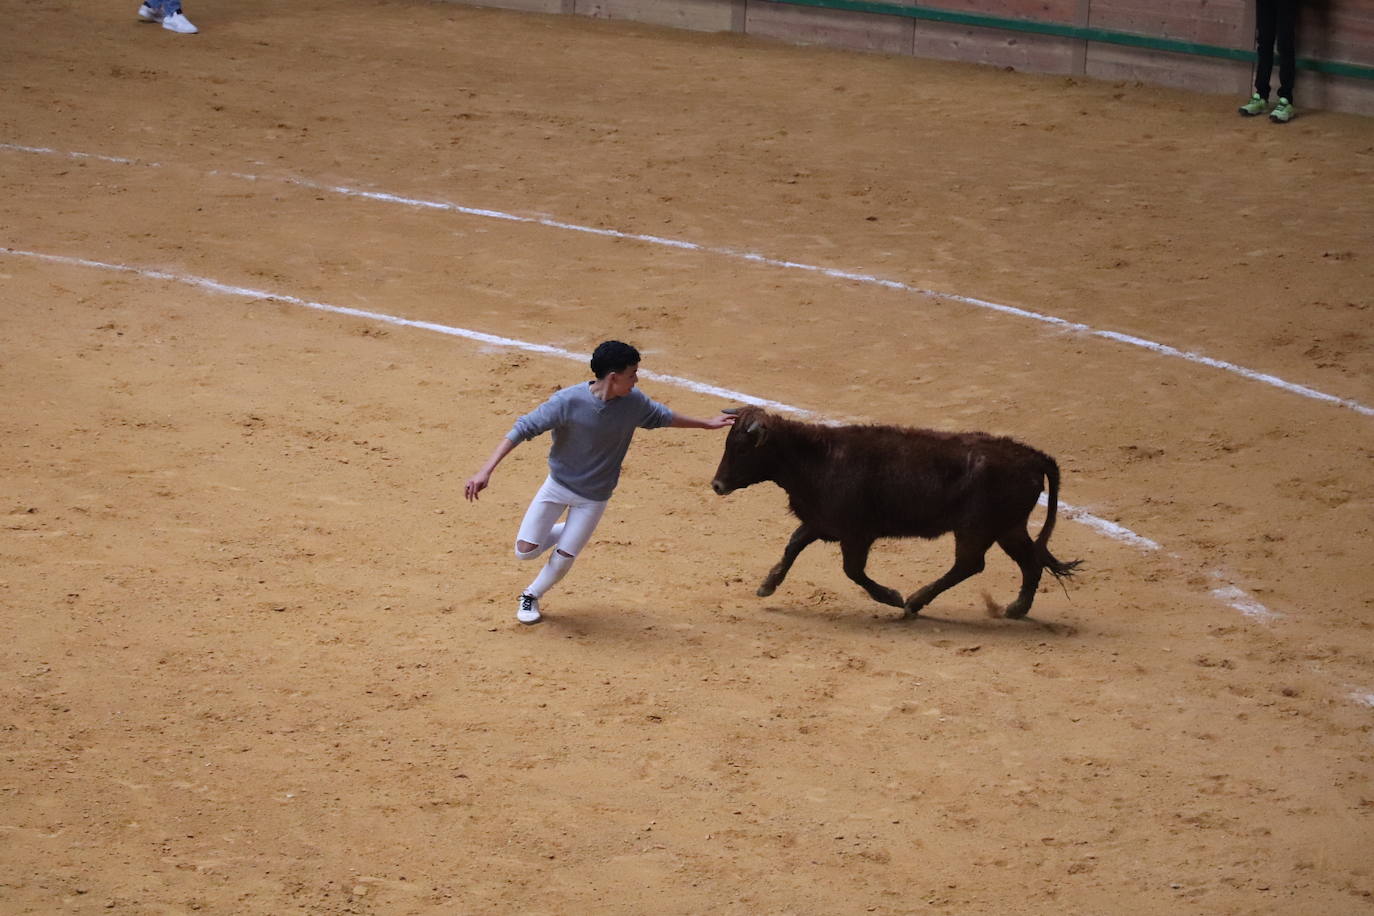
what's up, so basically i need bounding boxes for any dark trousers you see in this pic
[1254,0,1298,103]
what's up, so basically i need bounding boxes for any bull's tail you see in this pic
[1038,456,1083,582]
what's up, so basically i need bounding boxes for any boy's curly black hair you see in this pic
[590,340,640,379]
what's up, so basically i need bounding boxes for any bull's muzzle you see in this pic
[710,479,731,496]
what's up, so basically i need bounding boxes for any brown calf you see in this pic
[710,407,1081,618]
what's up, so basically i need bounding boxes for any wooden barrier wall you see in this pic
[448,0,1374,116]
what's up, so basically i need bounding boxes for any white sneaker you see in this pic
[136,3,163,21]
[161,11,198,33]
[517,593,542,625]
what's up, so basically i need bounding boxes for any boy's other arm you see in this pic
[465,438,518,501]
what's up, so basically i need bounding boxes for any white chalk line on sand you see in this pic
[1209,584,1279,622]
[4,141,1371,420]
[0,247,808,417]
[0,244,1273,621]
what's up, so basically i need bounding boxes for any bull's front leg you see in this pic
[840,537,904,608]
[757,523,819,597]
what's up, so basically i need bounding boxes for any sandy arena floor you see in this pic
[2,0,1373,912]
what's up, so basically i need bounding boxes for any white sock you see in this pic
[526,549,574,598]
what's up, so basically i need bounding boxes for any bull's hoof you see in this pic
[875,587,904,608]
[756,583,777,597]
[1004,599,1031,619]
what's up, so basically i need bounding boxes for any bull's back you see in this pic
[793,427,1047,540]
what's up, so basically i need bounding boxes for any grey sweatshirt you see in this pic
[506,382,674,501]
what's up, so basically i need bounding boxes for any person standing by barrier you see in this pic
[1239,0,1298,123]
[137,0,198,34]
[464,340,734,625]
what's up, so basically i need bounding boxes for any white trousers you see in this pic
[515,476,608,597]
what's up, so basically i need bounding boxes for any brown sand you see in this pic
[2,0,1373,912]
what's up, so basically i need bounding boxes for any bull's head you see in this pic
[710,406,774,495]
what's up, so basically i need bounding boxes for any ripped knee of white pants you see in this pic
[514,541,542,560]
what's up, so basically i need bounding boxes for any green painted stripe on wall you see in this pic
[761,0,1374,81]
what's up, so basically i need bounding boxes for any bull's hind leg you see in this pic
[903,532,994,617]
[840,537,904,608]
[757,523,819,597]
[996,527,1044,619]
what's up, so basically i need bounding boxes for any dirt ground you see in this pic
[2,0,1373,913]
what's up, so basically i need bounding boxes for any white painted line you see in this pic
[4,244,1278,629]
[0,143,154,167]
[1058,499,1162,552]
[3,245,1170,562]
[3,246,806,412]
[1,246,1280,623]
[1205,570,1278,620]
[4,141,1371,419]
[1350,691,1374,709]
[0,248,818,421]
[1210,585,1280,621]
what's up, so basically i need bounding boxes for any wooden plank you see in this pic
[1087,0,1250,48]
[1306,71,1374,115]
[457,0,574,14]
[1085,41,1247,94]
[911,18,1078,72]
[915,0,1078,22]
[575,0,741,32]
[745,1,917,55]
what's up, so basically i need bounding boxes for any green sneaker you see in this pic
[1269,97,1296,123]
[1238,93,1268,117]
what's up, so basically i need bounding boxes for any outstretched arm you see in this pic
[465,438,518,501]
[669,412,736,430]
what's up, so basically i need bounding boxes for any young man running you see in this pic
[464,341,733,624]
